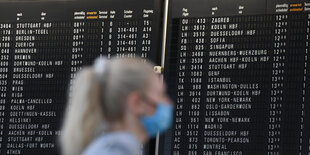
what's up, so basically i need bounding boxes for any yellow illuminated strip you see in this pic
[87,12,97,15]
[290,3,302,7]
[87,16,98,19]
[289,8,303,12]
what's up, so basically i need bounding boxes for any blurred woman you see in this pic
[60,56,173,155]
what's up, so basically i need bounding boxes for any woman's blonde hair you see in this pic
[60,57,155,155]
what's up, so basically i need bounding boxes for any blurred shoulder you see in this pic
[82,132,141,155]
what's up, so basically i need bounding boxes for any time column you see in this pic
[0,23,13,153]
[71,12,85,83]
[268,14,288,155]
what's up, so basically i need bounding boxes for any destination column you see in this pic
[6,12,71,154]
[205,14,272,154]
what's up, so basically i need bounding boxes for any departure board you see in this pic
[161,0,310,154]
[0,0,162,154]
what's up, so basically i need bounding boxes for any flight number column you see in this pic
[188,18,206,155]
[0,23,13,154]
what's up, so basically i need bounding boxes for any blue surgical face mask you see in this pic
[140,103,174,138]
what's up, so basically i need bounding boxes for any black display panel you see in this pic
[161,0,310,154]
[0,0,162,154]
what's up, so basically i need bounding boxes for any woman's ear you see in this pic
[127,92,156,117]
